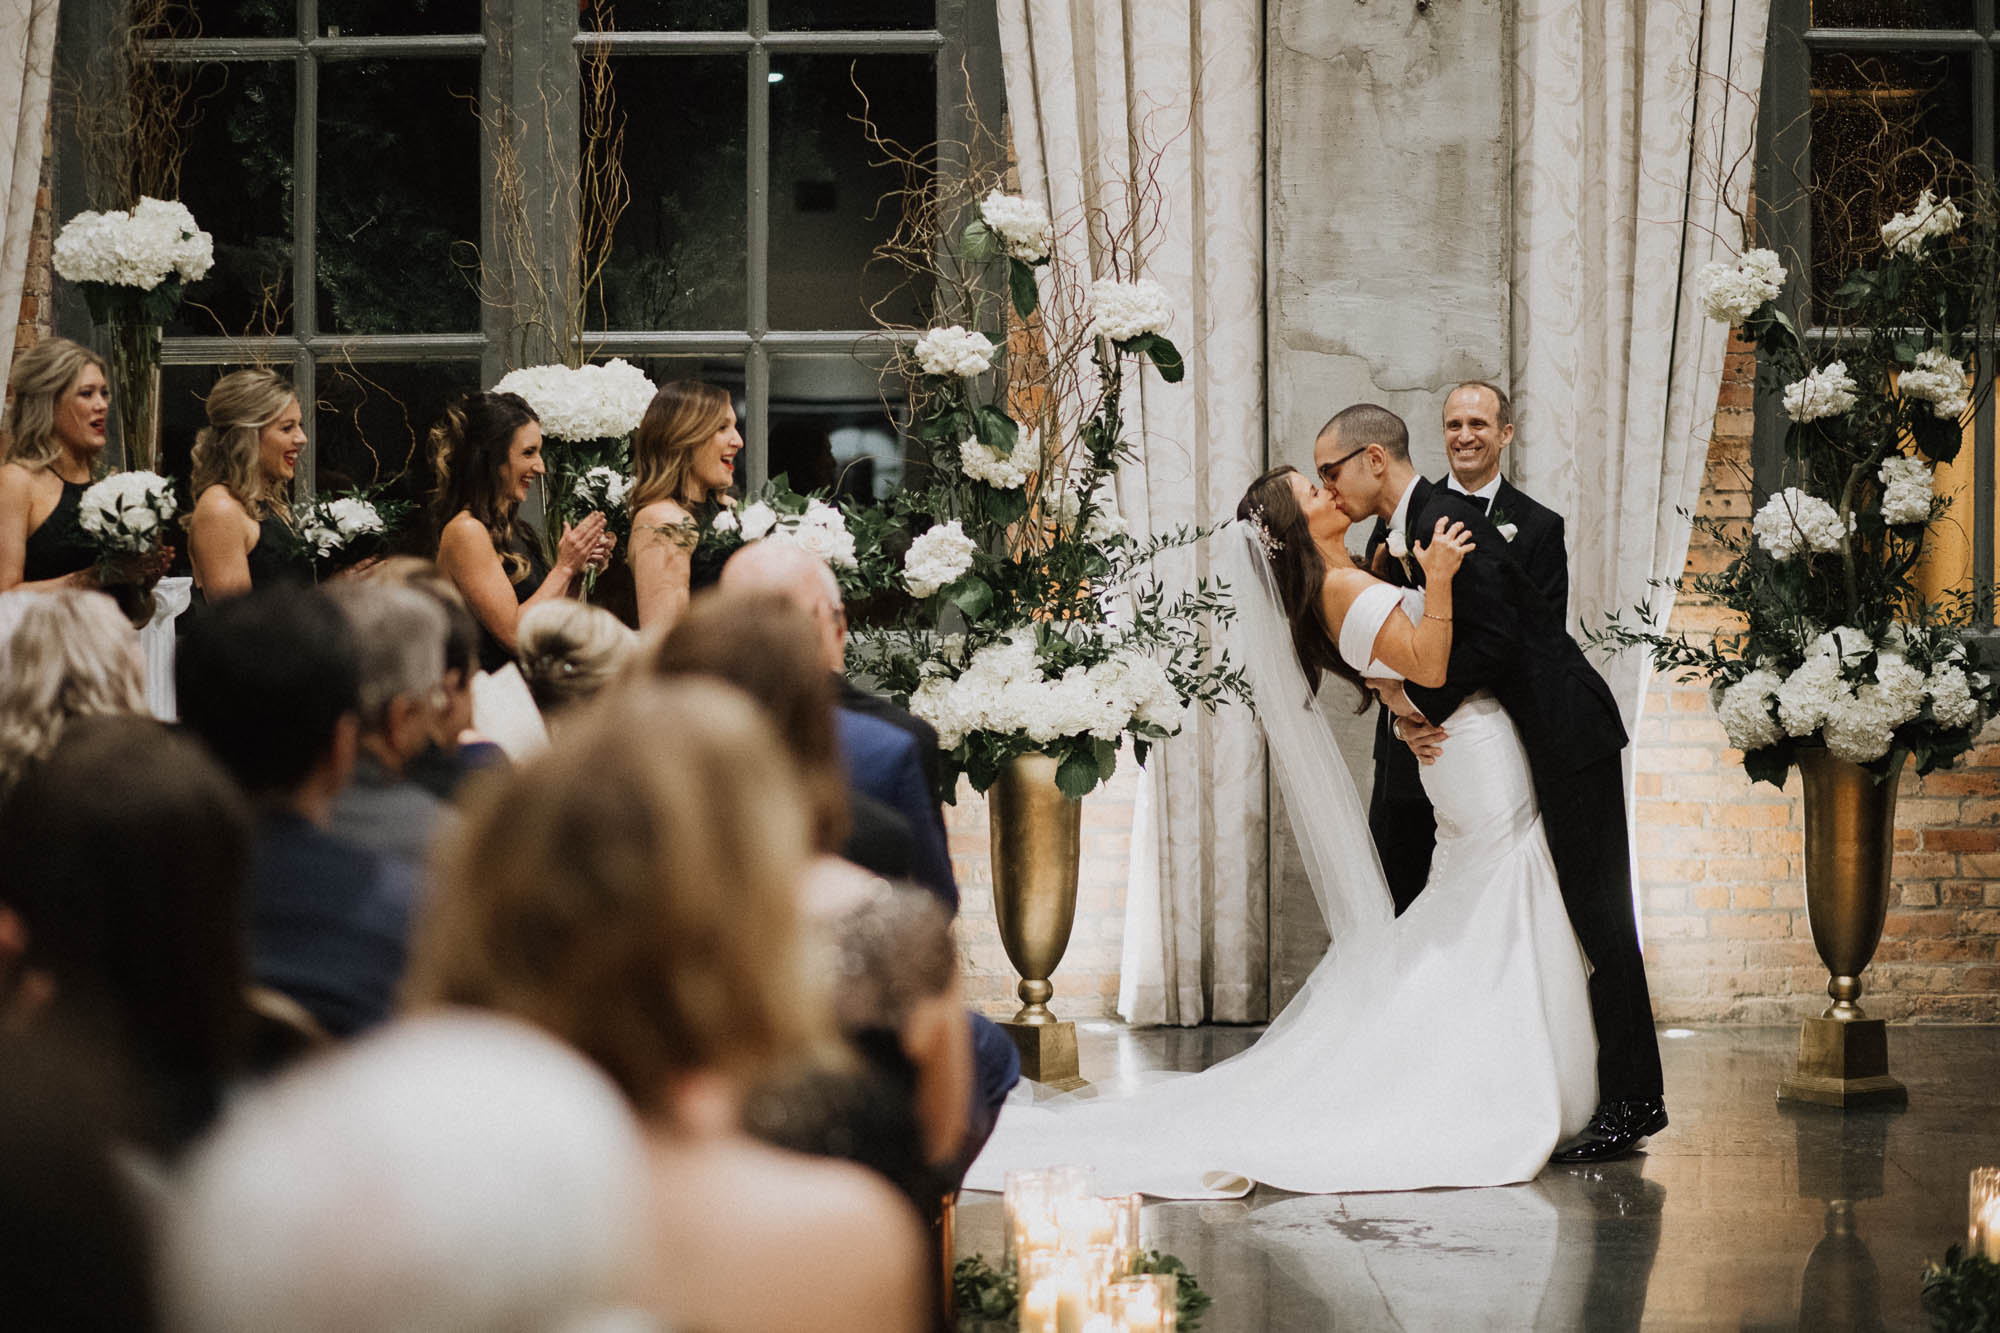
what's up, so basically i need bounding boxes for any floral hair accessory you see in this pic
[1247,506,1283,560]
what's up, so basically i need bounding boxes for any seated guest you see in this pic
[429,392,613,674]
[166,1012,657,1333]
[646,590,912,886]
[407,682,928,1333]
[720,540,957,910]
[185,368,313,601]
[325,583,454,865]
[0,1031,162,1332]
[176,586,417,1038]
[0,338,116,593]
[516,598,639,723]
[0,717,250,1154]
[364,556,504,798]
[0,588,145,805]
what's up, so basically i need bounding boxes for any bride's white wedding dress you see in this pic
[963,539,1598,1197]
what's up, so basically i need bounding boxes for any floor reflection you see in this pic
[956,1024,2000,1331]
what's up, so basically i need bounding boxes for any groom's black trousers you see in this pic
[1538,752,1665,1103]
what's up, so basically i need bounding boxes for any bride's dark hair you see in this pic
[1236,465,1368,710]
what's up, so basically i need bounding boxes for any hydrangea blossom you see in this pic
[978,191,1053,263]
[1752,487,1850,561]
[1089,277,1173,342]
[491,359,657,442]
[1881,189,1963,255]
[907,633,1186,749]
[1696,248,1786,325]
[1782,360,1859,423]
[1051,478,1129,545]
[959,434,1032,489]
[1927,664,1985,730]
[299,496,385,559]
[913,326,996,378]
[1716,668,1785,751]
[1898,348,1970,420]
[771,498,857,569]
[1774,652,1849,738]
[77,471,178,553]
[736,502,778,540]
[53,198,214,290]
[903,520,977,598]
[1878,455,1934,525]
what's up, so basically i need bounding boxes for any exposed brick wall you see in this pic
[949,755,1137,1022]
[13,132,53,364]
[1633,335,2000,1024]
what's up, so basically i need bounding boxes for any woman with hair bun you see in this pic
[627,380,741,632]
[429,391,614,674]
[186,368,312,600]
[0,337,116,592]
[515,599,637,724]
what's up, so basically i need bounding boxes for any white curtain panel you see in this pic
[996,0,1269,1024]
[0,0,54,396]
[1509,0,1769,725]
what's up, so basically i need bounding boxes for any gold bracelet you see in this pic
[1423,612,1451,622]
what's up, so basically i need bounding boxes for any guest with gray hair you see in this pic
[164,1011,658,1333]
[0,588,146,805]
[326,582,455,866]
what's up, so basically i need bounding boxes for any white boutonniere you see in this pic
[1385,529,1408,560]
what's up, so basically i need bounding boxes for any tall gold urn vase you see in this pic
[988,752,1085,1087]
[1776,748,1909,1108]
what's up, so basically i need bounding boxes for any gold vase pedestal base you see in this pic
[999,1016,1083,1090]
[1776,1016,1908,1109]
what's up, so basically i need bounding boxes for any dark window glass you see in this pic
[594,57,748,331]
[769,0,934,30]
[768,54,934,330]
[585,0,747,31]
[1808,49,1975,308]
[318,0,479,36]
[769,351,906,504]
[160,363,251,503]
[171,62,294,337]
[315,359,481,541]
[1808,0,1972,26]
[316,59,482,334]
[148,0,291,38]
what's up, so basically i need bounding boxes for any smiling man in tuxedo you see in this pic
[1365,382,1568,914]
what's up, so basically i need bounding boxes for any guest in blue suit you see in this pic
[832,707,957,911]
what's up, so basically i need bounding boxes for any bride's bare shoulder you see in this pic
[1318,565,1376,610]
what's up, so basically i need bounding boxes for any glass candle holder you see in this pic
[1106,1193,1143,1275]
[1971,1167,2000,1262]
[1005,1166,1096,1264]
[1108,1274,1179,1332]
[1018,1250,1063,1333]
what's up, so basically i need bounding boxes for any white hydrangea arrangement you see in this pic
[912,326,997,379]
[1089,277,1174,344]
[903,520,977,598]
[492,359,656,444]
[976,191,1053,264]
[959,434,1033,490]
[908,632,1185,752]
[1695,247,1786,325]
[54,198,214,293]
[78,471,178,555]
[1596,188,2000,787]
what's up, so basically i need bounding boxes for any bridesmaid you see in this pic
[186,368,313,600]
[430,391,612,674]
[0,338,115,592]
[628,380,741,633]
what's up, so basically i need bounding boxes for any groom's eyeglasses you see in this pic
[1317,445,1368,487]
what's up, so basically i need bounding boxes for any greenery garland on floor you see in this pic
[1922,1246,2000,1332]
[952,1250,1211,1330]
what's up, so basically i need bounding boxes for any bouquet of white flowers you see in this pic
[292,490,406,579]
[490,359,657,576]
[695,482,860,588]
[78,471,178,555]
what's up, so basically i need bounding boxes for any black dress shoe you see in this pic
[1550,1097,1668,1165]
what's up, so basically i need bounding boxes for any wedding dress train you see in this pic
[963,555,1598,1198]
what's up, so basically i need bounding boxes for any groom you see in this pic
[1316,402,1666,1164]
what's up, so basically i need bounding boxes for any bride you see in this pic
[963,464,1596,1197]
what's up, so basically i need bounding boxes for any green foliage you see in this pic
[1131,1250,1214,1331]
[950,1250,1212,1330]
[1922,1245,2000,1332]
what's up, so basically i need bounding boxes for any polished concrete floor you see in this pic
[954,1024,2000,1331]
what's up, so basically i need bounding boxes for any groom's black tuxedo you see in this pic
[1372,476,1663,1104]
[1365,478,1568,912]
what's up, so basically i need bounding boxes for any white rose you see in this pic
[123,505,159,535]
[1752,488,1850,561]
[1088,277,1173,343]
[1782,360,1859,423]
[737,502,777,540]
[1898,348,1970,420]
[913,326,996,378]
[1881,189,1963,255]
[711,508,739,533]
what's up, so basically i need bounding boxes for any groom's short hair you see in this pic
[1318,403,1410,461]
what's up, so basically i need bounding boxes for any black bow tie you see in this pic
[1449,488,1492,515]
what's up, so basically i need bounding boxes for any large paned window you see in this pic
[1757,0,1998,633]
[52,0,997,513]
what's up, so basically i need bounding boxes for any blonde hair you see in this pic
[515,600,638,718]
[0,589,146,800]
[189,369,299,522]
[2,337,108,470]
[628,380,733,514]
[405,680,826,1104]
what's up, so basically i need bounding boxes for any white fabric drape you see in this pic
[996,0,1269,1024]
[1510,0,1769,727]
[0,0,55,396]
